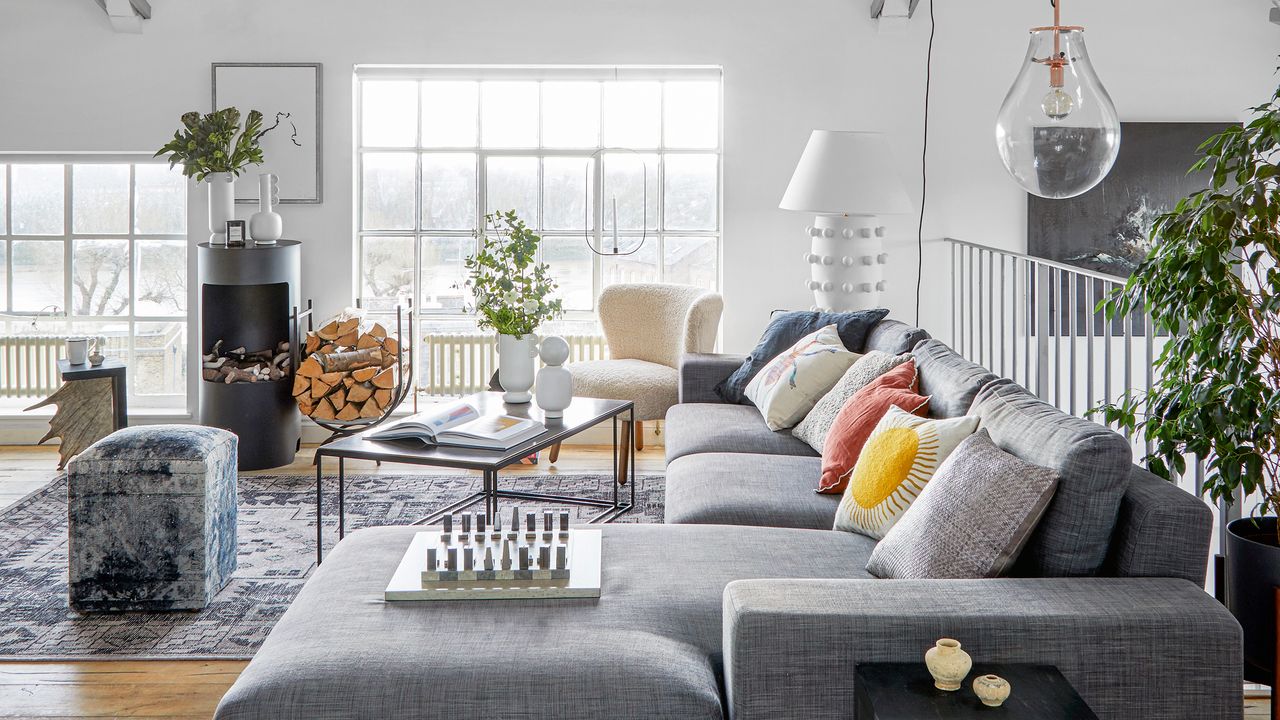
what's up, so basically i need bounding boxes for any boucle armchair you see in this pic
[551,283,723,477]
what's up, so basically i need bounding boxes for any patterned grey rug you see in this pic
[0,472,663,660]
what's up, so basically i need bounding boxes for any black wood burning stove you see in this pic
[197,240,302,470]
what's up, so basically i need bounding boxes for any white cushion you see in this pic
[568,359,678,422]
[744,324,860,431]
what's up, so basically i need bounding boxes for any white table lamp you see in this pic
[780,130,911,312]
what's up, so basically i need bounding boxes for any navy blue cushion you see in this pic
[715,309,889,404]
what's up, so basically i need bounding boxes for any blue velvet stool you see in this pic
[66,425,239,612]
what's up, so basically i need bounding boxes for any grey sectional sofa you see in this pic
[215,317,1242,720]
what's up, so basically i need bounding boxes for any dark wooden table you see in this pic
[855,663,1098,719]
[58,358,127,430]
[313,392,634,563]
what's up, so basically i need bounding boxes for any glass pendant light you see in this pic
[995,0,1120,199]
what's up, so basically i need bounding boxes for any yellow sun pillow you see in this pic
[834,406,978,539]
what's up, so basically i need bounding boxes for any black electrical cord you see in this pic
[915,0,936,327]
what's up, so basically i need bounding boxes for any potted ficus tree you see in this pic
[465,210,564,404]
[154,108,277,240]
[1095,78,1280,687]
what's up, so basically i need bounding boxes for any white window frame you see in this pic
[0,154,191,412]
[353,65,724,330]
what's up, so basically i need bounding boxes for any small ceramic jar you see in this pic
[973,674,1012,707]
[924,638,972,691]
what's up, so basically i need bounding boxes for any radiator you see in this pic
[422,333,608,396]
[0,335,67,399]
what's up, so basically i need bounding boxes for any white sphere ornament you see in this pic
[535,336,573,419]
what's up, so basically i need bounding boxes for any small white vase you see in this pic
[206,172,235,240]
[249,173,283,244]
[535,336,573,419]
[924,638,972,691]
[497,333,538,404]
[972,674,1011,707]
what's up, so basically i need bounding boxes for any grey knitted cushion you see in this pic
[866,430,1059,579]
[792,351,910,452]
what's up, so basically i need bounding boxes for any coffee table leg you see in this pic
[612,414,619,489]
[629,406,636,491]
[315,455,324,566]
[338,457,346,540]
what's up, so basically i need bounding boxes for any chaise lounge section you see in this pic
[215,316,1242,719]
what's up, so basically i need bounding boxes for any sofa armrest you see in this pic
[723,578,1240,720]
[678,352,746,404]
[1103,464,1212,585]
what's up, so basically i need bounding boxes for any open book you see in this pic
[368,401,544,450]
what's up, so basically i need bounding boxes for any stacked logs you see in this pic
[293,315,403,422]
[202,340,291,384]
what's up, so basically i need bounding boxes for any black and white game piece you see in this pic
[519,545,530,570]
[559,511,570,532]
[463,546,474,571]
[525,512,536,532]
[441,514,452,534]
[427,547,438,570]
[461,512,472,534]
[477,514,487,534]
[483,546,494,571]
[446,546,458,571]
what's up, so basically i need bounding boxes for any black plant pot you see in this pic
[1226,516,1280,686]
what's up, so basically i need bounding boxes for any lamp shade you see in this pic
[779,130,912,215]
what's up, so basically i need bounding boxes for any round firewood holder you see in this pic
[293,300,416,456]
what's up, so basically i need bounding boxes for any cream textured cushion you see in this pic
[793,351,911,452]
[744,325,860,431]
[568,359,678,422]
[866,430,1060,579]
[833,406,978,539]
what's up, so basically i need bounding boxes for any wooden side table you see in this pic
[27,358,128,469]
[855,663,1098,719]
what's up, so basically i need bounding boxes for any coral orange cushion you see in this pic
[818,360,930,494]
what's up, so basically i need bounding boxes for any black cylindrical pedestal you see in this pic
[197,240,302,470]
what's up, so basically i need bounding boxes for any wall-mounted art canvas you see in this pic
[1028,121,1234,335]
[1028,121,1232,278]
[212,63,323,204]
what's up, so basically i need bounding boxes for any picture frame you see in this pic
[211,62,323,204]
[226,220,247,247]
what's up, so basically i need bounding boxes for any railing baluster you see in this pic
[987,250,995,370]
[1122,293,1134,442]
[1086,276,1095,414]
[1068,271,1077,417]
[999,254,1007,378]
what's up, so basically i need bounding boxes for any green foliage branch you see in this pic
[153,108,279,181]
[1093,75,1280,522]
[464,210,564,338]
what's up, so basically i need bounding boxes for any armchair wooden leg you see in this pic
[617,421,632,485]
[548,442,561,464]
[634,421,644,452]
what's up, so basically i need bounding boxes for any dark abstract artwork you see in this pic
[1029,121,1234,278]
[1029,122,1233,335]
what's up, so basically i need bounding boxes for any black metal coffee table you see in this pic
[855,663,1098,719]
[314,392,635,563]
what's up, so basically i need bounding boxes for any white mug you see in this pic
[66,337,89,365]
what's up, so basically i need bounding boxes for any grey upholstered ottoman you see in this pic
[67,425,239,612]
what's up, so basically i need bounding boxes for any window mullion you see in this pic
[62,165,72,318]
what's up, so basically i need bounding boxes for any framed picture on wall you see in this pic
[1028,121,1235,335]
[212,62,323,204]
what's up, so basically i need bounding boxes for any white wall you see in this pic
[1,0,1275,352]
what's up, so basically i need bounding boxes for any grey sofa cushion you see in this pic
[665,453,838,529]
[664,403,817,464]
[971,380,1133,577]
[214,524,875,720]
[866,430,1059,579]
[864,318,931,355]
[912,339,998,419]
